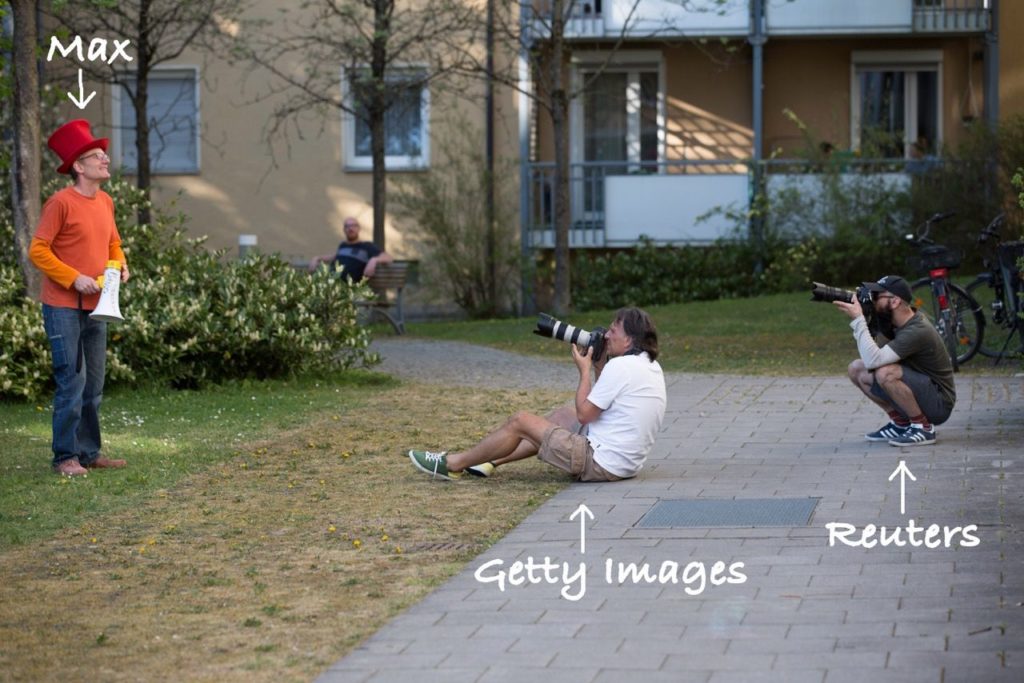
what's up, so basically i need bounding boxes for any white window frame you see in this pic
[569,51,665,219]
[850,50,943,158]
[110,65,201,174]
[341,65,431,172]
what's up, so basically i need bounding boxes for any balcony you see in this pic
[525,159,918,248]
[526,0,990,41]
[528,0,749,41]
[912,0,990,33]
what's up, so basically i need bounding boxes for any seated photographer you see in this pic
[408,307,667,482]
[834,275,956,446]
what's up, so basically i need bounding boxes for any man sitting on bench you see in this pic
[309,216,392,281]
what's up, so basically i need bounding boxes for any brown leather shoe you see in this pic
[85,457,127,469]
[54,458,88,476]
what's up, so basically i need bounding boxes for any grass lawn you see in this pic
[1,291,1017,682]
[0,371,569,682]
[409,291,1022,375]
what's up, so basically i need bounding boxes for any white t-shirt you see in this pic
[585,352,667,478]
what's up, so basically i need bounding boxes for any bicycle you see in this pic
[904,211,984,370]
[965,212,1024,363]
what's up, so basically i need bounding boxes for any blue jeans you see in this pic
[42,305,107,467]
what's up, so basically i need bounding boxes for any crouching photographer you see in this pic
[830,275,956,447]
[408,307,667,482]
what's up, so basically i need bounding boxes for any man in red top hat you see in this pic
[29,119,131,476]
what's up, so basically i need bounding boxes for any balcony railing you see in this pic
[913,0,990,33]
[526,0,990,40]
[526,158,928,248]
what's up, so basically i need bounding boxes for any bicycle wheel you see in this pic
[910,279,983,366]
[966,275,1021,358]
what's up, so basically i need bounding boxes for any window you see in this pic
[114,67,199,174]
[852,51,941,159]
[342,67,430,171]
[571,53,664,217]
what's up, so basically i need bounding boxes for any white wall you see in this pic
[604,174,749,244]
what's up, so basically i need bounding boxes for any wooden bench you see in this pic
[358,262,409,335]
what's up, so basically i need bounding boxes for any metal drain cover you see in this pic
[636,498,820,528]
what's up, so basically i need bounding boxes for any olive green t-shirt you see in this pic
[885,312,956,407]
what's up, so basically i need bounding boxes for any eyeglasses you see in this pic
[78,151,110,163]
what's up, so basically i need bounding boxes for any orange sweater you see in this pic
[30,186,126,310]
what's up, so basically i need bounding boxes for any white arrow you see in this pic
[68,68,96,109]
[888,460,917,515]
[569,503,594,554]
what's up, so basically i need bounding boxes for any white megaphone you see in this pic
[90,259,124,323]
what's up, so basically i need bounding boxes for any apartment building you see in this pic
[58,1,1021,266]
[522,0,1020,249]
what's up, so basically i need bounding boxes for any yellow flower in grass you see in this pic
[328,525,337,534]
[352,539,362,549]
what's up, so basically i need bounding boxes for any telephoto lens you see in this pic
[810,282,855,304]
[533,313,606,362]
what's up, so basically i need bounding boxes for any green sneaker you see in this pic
[465,462,496,477]
[408,450,460,480]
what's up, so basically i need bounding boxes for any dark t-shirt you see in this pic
[334,241,381,281]
[885,312,957,408]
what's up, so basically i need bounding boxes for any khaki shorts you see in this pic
[537,426,626,482]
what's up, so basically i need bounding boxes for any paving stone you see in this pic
[316,360,1023,682]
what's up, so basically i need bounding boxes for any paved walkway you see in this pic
[320,340,1024,683]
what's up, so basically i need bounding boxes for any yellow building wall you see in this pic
[57,0,516,265]
[764,36,985,158]
[662,42,752,170]
[1001,0,1024,117]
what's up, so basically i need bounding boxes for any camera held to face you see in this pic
[809,282,874,307]
[810,282,891,337]
[533,313,607,363]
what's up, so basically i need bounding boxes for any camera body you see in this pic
[810,282,891,338]
[533,313,607,363]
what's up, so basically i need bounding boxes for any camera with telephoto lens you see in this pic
[809,282,873,307]
[533,313,607,363]
[810,281,890,337]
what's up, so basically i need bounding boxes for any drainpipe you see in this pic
[749,0,766,274]
[486,0,496,314]
[983,0,999,128]
[518,1,534,315]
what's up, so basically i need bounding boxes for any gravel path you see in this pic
[369,337,579,390]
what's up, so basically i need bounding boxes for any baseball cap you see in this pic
[862,275,913,303]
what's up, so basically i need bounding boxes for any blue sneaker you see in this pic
[888,425,936,447]
[408,450,460,480]
[865,422,908,442]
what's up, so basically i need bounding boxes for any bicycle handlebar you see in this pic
[977,212,1006,244]
[907,210,955,245]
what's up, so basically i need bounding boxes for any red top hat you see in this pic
[47,119,109,175]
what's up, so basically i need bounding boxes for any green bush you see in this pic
[1,179,378,401]
[766,171,911,285]
[571,237,765,311]
[0,262,49,399]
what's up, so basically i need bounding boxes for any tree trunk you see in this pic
[370,108,387,250]
[11,0,42,300]
[369,0,391,250]
[133,11,152,226]
[549,1,571,315]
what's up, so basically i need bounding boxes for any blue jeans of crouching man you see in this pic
[42,304,107,467]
